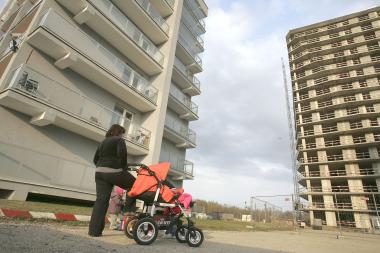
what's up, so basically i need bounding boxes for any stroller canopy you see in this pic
[128,162,171,199]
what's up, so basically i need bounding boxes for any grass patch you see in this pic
[0,199,93,215]
[0,216,89,226]
[193,219,293,232]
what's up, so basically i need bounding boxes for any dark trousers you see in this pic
[88,170,135,236]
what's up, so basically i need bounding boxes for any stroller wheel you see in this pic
[175,225,188,243]
[186,227,204,247]
[124,216,137,239]
[133,217,158,245]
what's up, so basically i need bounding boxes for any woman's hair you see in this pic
[106,124,126,137]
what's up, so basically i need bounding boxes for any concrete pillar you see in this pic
[314,124,322,134]
[368,146,379,159]
[325,211,337,227]
[318,150,327,162]
[337,121,349,131]
[340,135,353,145]
[319,164,329,177]
[315,137,324,149]
[354,213,371,229]
[343,148,356,160]
[321,179,331,193]
[373,163,380,191]
[8,189,28,201]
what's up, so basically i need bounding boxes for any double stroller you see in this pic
[122,162,204,247]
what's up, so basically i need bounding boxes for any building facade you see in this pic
[0,0,207,201]
[287,7,380,229]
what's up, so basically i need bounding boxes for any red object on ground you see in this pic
[1,208,32,218]
[54,213,77,221]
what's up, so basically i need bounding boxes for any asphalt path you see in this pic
[0,223,283,253]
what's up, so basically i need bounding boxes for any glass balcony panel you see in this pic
[38,10,158,103]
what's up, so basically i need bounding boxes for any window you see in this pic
[111,105,133,133]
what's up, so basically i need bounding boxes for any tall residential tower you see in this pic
[0,0,207,201]
[287,7,380,229]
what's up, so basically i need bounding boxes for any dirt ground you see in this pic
[55,225,380,253]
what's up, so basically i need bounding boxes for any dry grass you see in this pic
[194,219,294,232]
[0,199,93,216]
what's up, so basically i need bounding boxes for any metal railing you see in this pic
[174,57,201,91]
[164,115,197,144]
[5,64,151,148]
[89,0,164,65]
[169,84,198,115]
[300,168,375,178]
[178,33,202,67]
[135,0,170,34]
[39,9,158,104]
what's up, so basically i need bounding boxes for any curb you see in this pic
[0,208,106,222]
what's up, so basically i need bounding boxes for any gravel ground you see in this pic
[1,220,379,253]
[0,222,283,253]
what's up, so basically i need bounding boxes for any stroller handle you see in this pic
[127,163,149,170]
[127,163,160,183]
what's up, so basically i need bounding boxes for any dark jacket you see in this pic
[93,136,127,169]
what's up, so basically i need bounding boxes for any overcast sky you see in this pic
[1,0,379,208]
[183,0,380,208]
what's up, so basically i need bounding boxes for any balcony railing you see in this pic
[350,122,363,129]
[174,57,201,90]
[136,0,170,34]
[5,64,151,148]
[353,136,366,144]
[38,9,158,104]
[89,0,164,65]
[324,139,340,147]
[169,85,199,115]
[322,126,338,133]
[301,168,375,178]
[178,33,202,67]
[165,117,196,144]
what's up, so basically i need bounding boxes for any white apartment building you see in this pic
[287,7,380,229]
[0,0,207,202]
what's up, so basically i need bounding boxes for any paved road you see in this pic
[0,223,283,253]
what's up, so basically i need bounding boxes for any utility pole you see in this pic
[281,58,300,224]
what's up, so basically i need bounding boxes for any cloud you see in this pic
[184,0,379,207]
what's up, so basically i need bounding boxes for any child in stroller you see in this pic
[122,162,204,247]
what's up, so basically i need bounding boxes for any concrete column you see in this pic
[325,211,337,226]
[342,148,356,160]
[318,150,327,162]
[340,135,353,145]
[315,137,324,149]
[319,164,329,177]
[310,101,318,110]
[367,77,379,87]
[314,124,322,134]
[354,213,371,229]
[368,146,379,159]
[312,112,319,122]
[337,121,349,131]
[321,179,331,193]
[8,189,28,201]
[373,163,380,191]
[345,163,360,176]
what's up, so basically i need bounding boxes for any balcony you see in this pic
[163,117,196,149]
[56,0,164,75]
[172,57,201,96]
[0,64,150,155]
[27,9,157,112]
[177,33,203,73]
[168,84,199,121]
[112,0,169,43]
[300,168,376,179]
[166,159,194,180]
[150,0,174,17]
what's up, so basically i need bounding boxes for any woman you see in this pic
[88,124,136,237]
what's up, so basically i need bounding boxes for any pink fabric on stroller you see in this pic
[178,193,192,209]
